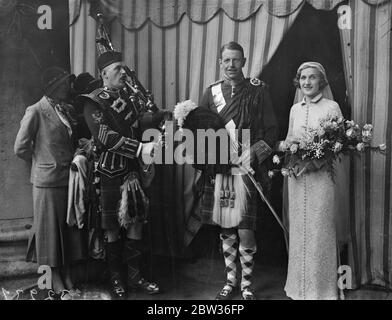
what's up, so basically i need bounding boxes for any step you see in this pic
[0,239,36,279]
[0,240,28,262]
[0,220,36,279]
[0,219,32,243]
[0,260,37,280]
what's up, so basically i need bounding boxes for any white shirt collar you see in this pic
[301,93,323,105]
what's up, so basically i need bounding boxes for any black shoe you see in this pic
[110,278,127,300]
[215,284,236,300]
[106,240,126,300]
[124,239,159,295]
[241,287,256,300]
[130,278,160,295]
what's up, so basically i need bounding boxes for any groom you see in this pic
[198,41,278,300]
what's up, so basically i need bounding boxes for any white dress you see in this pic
[284,93,342,300]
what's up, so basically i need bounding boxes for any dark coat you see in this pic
[14,96,75,187]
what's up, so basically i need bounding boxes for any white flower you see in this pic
[268,171,275,178]
[346,128,354,138]
[315,148,324,158]
[362,124,373,141]
[281,168,290,177]
[345,120,355,127]
[173,100,198,128]
[290,144,299,154]
[317,128,325,137]
[322,139,330,145]
[337,117,343,124]
[273,155,281,165]
[333,142,343,153]
[299,140,307,150]
[363,124,373,131]
[356,143,365,152]
[362,131,372,142]
[379,143,387,151]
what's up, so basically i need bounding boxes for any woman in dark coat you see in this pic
[14,67,86,299]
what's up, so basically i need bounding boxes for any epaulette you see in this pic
[249,77,265,87]
[79,88,102,100]
[79,88,109,108]
[208,79,224,88]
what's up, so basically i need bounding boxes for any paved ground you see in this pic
[1,256,391,300]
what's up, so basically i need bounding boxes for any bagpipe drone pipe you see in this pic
[95,13,172,133]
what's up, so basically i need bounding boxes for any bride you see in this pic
[281,62,343,300]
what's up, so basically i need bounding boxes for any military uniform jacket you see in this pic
[199,77,278,167]
[82,87,142,178]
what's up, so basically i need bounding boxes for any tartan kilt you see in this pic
[199,173,258,230]
[99,173,148,230]
[100,174,124,230]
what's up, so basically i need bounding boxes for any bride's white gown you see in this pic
[284,94,342,300]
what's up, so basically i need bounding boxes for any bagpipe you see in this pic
[96,13,171,132]
[95,12,171,161]
[85,13,171,229]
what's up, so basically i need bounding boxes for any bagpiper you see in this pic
[80,50,161,299]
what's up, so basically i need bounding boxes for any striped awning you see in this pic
[69,0,392,28]
[69,0,358,29]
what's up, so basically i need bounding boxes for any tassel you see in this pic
[118,179,136,228]
[118,174,149,228]
[212,173,249,228]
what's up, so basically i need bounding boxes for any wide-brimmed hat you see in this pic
[42,66,75,95]
[73,72,102,95]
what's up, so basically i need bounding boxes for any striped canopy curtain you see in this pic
[339,0,392,289]
[70,0,98,76]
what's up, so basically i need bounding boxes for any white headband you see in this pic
[297,62,327,79]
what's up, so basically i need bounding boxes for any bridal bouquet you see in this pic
[270,115,387,180]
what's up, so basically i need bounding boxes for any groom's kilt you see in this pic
[200,174,259,230]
